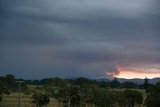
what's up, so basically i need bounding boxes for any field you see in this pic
[0,88,147,107]
[0,93,62,107]
[0,93,96,107]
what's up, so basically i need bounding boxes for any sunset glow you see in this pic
[115,70,160,79]
[105,66,160,79]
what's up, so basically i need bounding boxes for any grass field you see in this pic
[0,93,94,107]
[0,85,147,107]
[0,92,61,107]
[0,91,147,107]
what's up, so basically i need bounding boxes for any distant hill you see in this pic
[149,78,160,84]
[67,76,160,84]
[96,77,160,84]
[96,77,111,82]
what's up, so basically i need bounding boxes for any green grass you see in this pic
[0,93,60,107]
[0,87,147,107]
[0,92,147,107]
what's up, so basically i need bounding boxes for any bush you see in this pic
[32,92,50,107]
[145,86,160,107]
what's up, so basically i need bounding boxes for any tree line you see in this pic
[24,77,151,89]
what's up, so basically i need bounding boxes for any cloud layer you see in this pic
[0,0,160,79]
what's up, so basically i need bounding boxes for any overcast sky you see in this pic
[0,0,160,79]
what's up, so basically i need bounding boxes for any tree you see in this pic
[123,89,143,107]
[0,74,28,92]
[111,77,121,88]
[80,84,95,106]
[43,78,71,107]
[144,77,149,89]
[104,90,119,107]
[122,82,138,88]
[32,92,50,107]
[93,86,105,107]
[145,86,160,107]
[156,81,160,87]
[116,91,126,107]
[93,88,120,107]
[0,81,10,102]
[68,85,80,107]
[134,91,143,107]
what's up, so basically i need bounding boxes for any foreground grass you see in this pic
[0,86,146,107]
[0,92,146,107]
[0,93,62,107]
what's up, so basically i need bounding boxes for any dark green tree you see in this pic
[111,77,121,88]
[123,89,143,107]
[0,80,10,101]
[0,81,10,102]
[68,85,80,107]
[156,81,160,87]
[134,91,143,107]
[144,77,149,89]
[122,82,138,88]
[93,86,105,107]
[32,92,50,107]
[145,86,160,107]
[104,90,119,107]
[43,78,71,107]
[79,84,95,107]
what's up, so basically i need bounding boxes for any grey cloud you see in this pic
[0,0,160,79]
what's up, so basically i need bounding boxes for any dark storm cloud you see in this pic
[0,0,160,79]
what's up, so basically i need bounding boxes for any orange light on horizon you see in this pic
[115,70,160,79]
[105,65,160,79]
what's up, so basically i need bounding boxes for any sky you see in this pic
[0,0,160,79]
